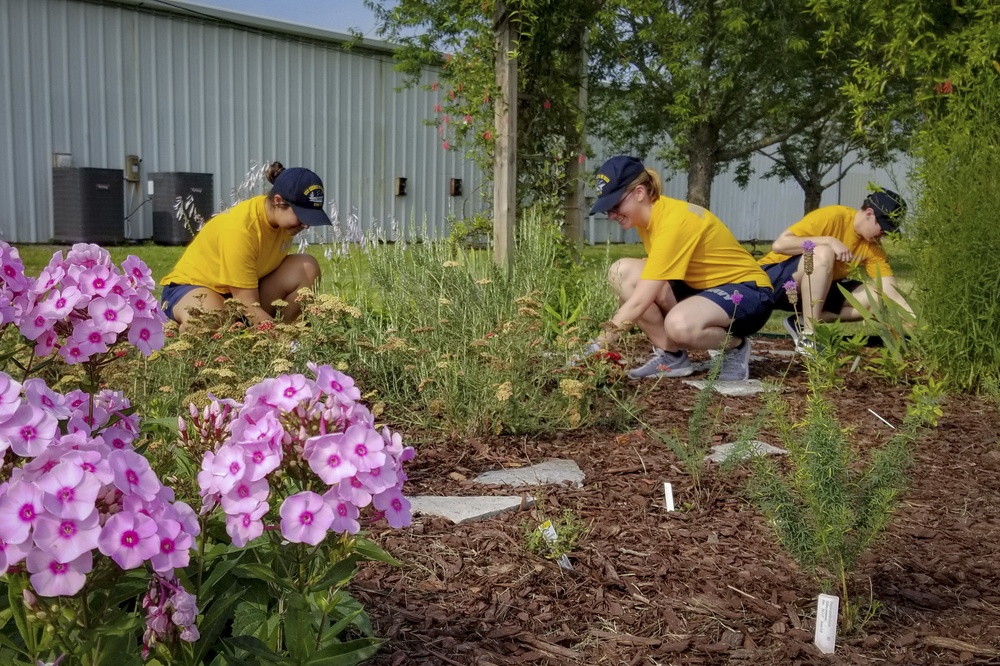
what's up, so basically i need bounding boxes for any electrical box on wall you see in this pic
[125,155,141,183]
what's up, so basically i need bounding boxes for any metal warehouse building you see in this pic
[1,0,913,245]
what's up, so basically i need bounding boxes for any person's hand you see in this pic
[827,238,853,262]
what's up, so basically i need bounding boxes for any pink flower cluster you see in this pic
[194,363,414,548]
[0,373,200,597]
[0,241,166,361]
[142,574,200,657]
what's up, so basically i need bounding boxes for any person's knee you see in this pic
[299,254,321,286]
[608,259,638,297]
[665,315,699,346]
[812,245,837,270]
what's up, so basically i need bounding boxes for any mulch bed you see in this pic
[355,338,1000,665]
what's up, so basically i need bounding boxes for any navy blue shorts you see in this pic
[670,280,774,338]
[762,257,861,314]
[160,283,230,322]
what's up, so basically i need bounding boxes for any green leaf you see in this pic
[222,636,285,663]
[6,576,35,654]
[193,581,247,665]
[308,555,362,594]
[233,563,293,591]
[302,638,383,666]
[283,592,313,661]
[352,538,401,566]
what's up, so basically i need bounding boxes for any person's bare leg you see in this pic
[608,258,678,350]
[663,296,741,350]
[172,288,227,335]
[258,254,322,323]
[794,245,837,333]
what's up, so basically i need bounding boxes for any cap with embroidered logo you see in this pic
[271,167,332,226]
[590,156,646,215]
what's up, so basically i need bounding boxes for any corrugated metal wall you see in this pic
[1,0,914,245]
[0,0,484,244]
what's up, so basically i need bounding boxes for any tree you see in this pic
[588,0,837,208]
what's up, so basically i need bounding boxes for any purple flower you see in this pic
[341,424,386,473]
[337,475,373,509]
[127,317,165,356]
[23,378,71,419]
[35,462,101,520]
[357,465,398,495]
[98,510,159,569]
[731,290,743,307]
[236,440,281,482]
[323,490,360,535]
[34,330,58,358]
[1,403,58,457]
[279,491,333,545]
[32,510,101,563]
[311,364,362,405]
[373,487,412,529]
[77,265,115,298]
[0,374,24,420]
[783,280,798,295]
[801,239,816,253]
[27,549,93,597]
[150,519,193,573]
[89,294,134,335]
[220,477,269,515]
[0,537,31,572]
[306,433,358,485]
[122,256,156,290]
[0,480,44,544]
[225,501,269,547]
[109,449,162,501]
[207,445,248,494]
[17,306,53,341]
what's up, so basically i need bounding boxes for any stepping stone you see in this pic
[706,349,766,363]
[705,439,788,463]
[473,459,585,488]
[408,495,534,524]
[682,379,766,396]
[766,349,797,358]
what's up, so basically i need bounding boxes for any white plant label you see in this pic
[538,520,572,570]
[664,482,675,511]
[814,593,839,654]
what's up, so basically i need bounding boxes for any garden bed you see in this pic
[355,338,1000,665]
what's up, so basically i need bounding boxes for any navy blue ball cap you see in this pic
[590,156,646,215]
[865,188,907,233]
[271,167,332,226]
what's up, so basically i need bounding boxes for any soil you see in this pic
[354,337,1000,665]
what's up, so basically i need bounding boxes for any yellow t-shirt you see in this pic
[758,205,893,281]
[161,196,293,293]
[638,197,771,289]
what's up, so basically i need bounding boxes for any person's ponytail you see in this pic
[265,161,285,184]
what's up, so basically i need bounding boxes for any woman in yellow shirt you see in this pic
[160,162,330,332]
[589,157,773,381]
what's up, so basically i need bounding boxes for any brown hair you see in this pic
[627,167,662,202]
[265,161,285,184]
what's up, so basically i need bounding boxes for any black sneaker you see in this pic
[783,315,803,351]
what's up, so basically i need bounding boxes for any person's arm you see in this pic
[228,286,274,326]
[771,229,853,262]
[876,275,915,318]
[595,279,663,347]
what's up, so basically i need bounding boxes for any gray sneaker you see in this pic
[627,348,693,379]
[719,339,751,381]
[782,315,802,349]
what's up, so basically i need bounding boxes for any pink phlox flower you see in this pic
[18,305,54,341]
[150,519,193,574]
[322,489,360,535]
[32,262,66,295]
[23,378,72,419]
[225,501,268,547]
[66,243,112,270]
[801,239,816,253]
[169,584,199,629]
[127,316,165,356]
[36,462,101,520]
[0,243,30,292]
[305,433,358,485]
[0,480,45,544]
[220,476,270,515]
[341,424,386,473]
[122,256,156,290]
[310,364,362,405]
[65,390,88,411]
[40,285,83,319]
[66,404,110,436]
[164,500,201,537]
[33,329,58,358]
[58,340,90,365]
[78,265,115,298]
[373,487,412,529]
[98,510,159,569]
[344,402,375,428]
[70,320,110,356]
[253,374,316,412]
[1,537,31,572]
[337,475,372,509]
[1,403,59,457]
[109,449,162,501]
[0,373,23,421]
[230,407,284,452]
[207,445,248,495]
[26,549,93,597]
[62,449,114,485]
[783,280,798,294]
[236,440,281,482]
[279,491,333,545]
[196,450,221,503]
[89,294,133,334]
[32,509,101,563]
[99,425,136,451]
[358,465,399,495]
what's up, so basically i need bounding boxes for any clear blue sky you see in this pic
[182,0,391,36]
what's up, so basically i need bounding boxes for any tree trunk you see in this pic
[803,185,823,214]
[686,123,716,208]
[563,29,588,246]
[493,3,517,270]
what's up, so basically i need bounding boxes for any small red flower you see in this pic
[484,332,496,339]
[449,90,456,101]
[114,349,128,358]
[463,114,473,124]
[431,82,439,91]
[484,130,493,141]
[434,103,442,113]
[935,78,953,95]
[214,356,229,363]
[543,99,551,110]
[483,94,490,104]
[194,360,206,368]
[256,321,275,332]
[578,153,585,164]
[442,140,451,150]
[211,332,223,340]
[165,330,176,338]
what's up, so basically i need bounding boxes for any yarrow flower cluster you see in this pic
[0,241,167,362]
[193,363,414,548]
[0,373,201,600]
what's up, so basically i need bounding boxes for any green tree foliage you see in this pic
[367,0,601,217]
[588,0,836,207]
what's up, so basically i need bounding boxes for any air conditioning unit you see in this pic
[52,167,125,244]
[150,172,215,245]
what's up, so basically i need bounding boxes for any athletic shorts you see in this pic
[670,280,774,338]
[762,257,861,314]
[160,283,230,322]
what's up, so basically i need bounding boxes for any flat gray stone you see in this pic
[705,439,788,463]
[767,349,797,358]
[706,349,766,363]
[473,459,584,488]
[408,495,534,524]
[682,379,766,396]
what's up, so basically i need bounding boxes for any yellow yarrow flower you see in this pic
[495,382,513,403]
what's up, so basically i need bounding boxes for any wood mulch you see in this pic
[355,338,1000,665]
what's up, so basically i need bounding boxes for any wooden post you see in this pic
[493,3,517,270]
[563,28,589,247]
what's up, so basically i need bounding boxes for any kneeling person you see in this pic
[590,157,774,381]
